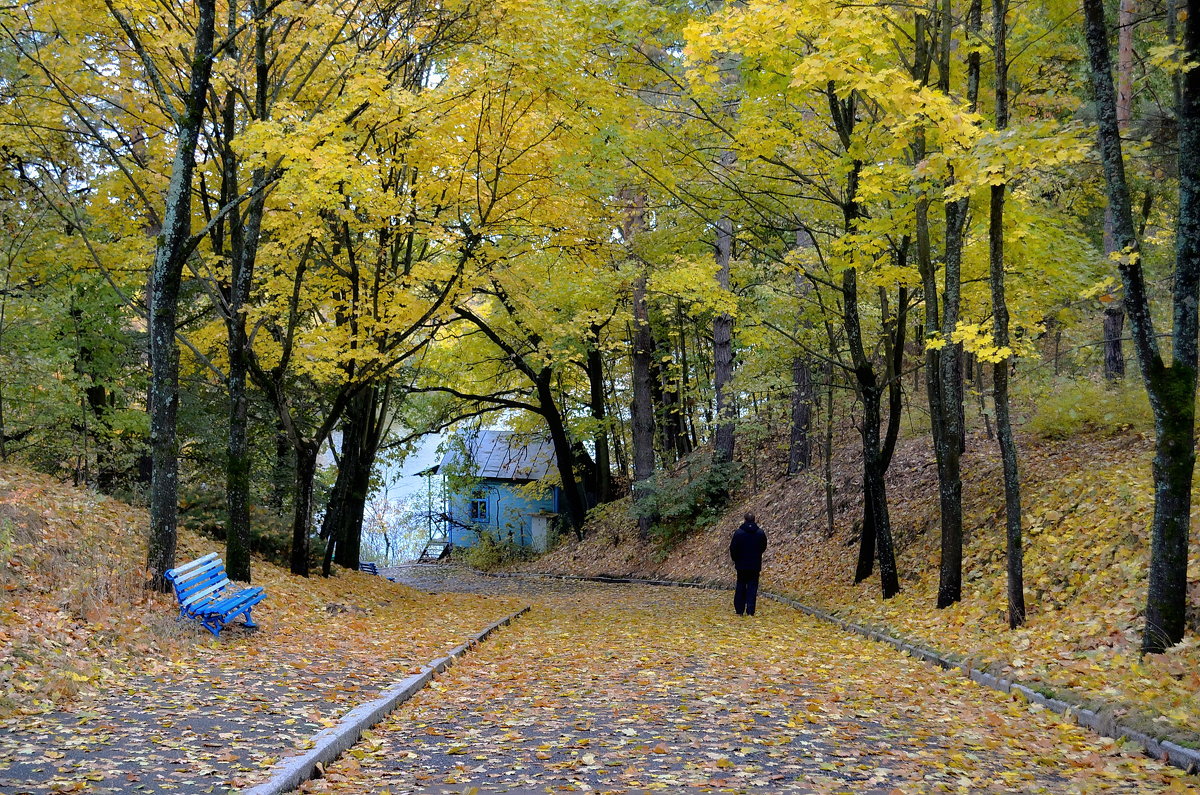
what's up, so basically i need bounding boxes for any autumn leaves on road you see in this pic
[302,578,1190,794]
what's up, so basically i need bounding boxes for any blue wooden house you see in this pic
[431,430,561,554]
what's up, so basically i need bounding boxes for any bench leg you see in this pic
[201,616,222,637]
[242,607,258,629]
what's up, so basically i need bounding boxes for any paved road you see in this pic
[306,570,1188,794]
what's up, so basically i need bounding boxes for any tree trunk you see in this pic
[931,0,979,603]
[146,0,219,591]
[787,355,813,474]
[625,189,656,539]
[1145,390,1196,649]
[1103,301,1126,379]
[677,302,698,454]
[271,419,292,514]
[290,441,318,577]
[991,0,1025,628]
[916,156,963,609]
[824,359,836,539]
[1144,0,1200,652]
[881,285,907,469]
[537,374,588,534]
[223,5,268,584]
[337,451,374,569]
[854,462,877,583]
[223,163,265,583]
[853,278,906,591]
[712,208,736,466]
[853,379,899,598]
[1083,0,1200,652]
[326,386,380,572]
[225,341,252,582]
[585,333,613,503]
[1102,0,1136,380]
[844,262,900,598]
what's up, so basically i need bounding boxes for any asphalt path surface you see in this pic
[303,567,1187,794]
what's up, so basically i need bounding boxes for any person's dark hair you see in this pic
[744,512,756,524]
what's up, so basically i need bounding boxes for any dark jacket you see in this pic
[729,521,767,572]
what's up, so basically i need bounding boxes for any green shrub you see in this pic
[631,458,742,550]
[457,533,533,571]
[1026,377,1154,439]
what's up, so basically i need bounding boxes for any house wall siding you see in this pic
[446,478,558,548]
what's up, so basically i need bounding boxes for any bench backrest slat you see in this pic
[177,565,227,595]
[173,562,227,596]
[172,558,224,587]
[182,578,231,609]
[166,552,219,580]
[174,572,229,610]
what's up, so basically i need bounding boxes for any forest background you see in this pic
[0,0,1198,722]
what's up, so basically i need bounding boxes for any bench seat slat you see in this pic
[201,588,265,618]
[196,586,261,612]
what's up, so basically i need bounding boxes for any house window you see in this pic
[469,496,489,524]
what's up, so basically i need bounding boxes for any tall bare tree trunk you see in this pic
[787,355,813,474]
[326,385,385,574]
[623,190,655,538]
[535,373,589,533]
[586,326,613,502]
[146,0,218,590]
[1083,0,1200,652]
[991,0,1025,628]
[712,201,736,467]
[930,0,980,609]
[290,439,318,577]
[1102,0,1136,380]
[222,0,269,583]
[823,358,836,538]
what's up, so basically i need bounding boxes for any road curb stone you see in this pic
[241,604,531,795]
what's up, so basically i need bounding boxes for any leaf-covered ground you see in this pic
[303,572,1192,794]
[521,431,1200,749]
[0,466,522,793]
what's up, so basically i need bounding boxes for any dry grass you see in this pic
[0,464,522,719]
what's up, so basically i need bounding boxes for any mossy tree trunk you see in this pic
[990,0,1025,628]
[1083,0,1200,652]
[146,0,218,591]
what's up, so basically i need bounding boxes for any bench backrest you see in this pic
[165,553,232,609]
[359,561,378,574]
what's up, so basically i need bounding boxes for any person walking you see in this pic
[729,512,767,616]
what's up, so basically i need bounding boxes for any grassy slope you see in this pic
[0,465,521,719]
[521,428,1200,745]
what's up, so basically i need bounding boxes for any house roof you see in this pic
[439,430,557,481]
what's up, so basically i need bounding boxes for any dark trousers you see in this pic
[734,570,760,616]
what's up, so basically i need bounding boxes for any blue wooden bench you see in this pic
[358,560,396,581]
[164,553,266,637]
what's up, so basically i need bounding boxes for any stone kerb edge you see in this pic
[241,604,531,795]
[491,569,1200,775]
